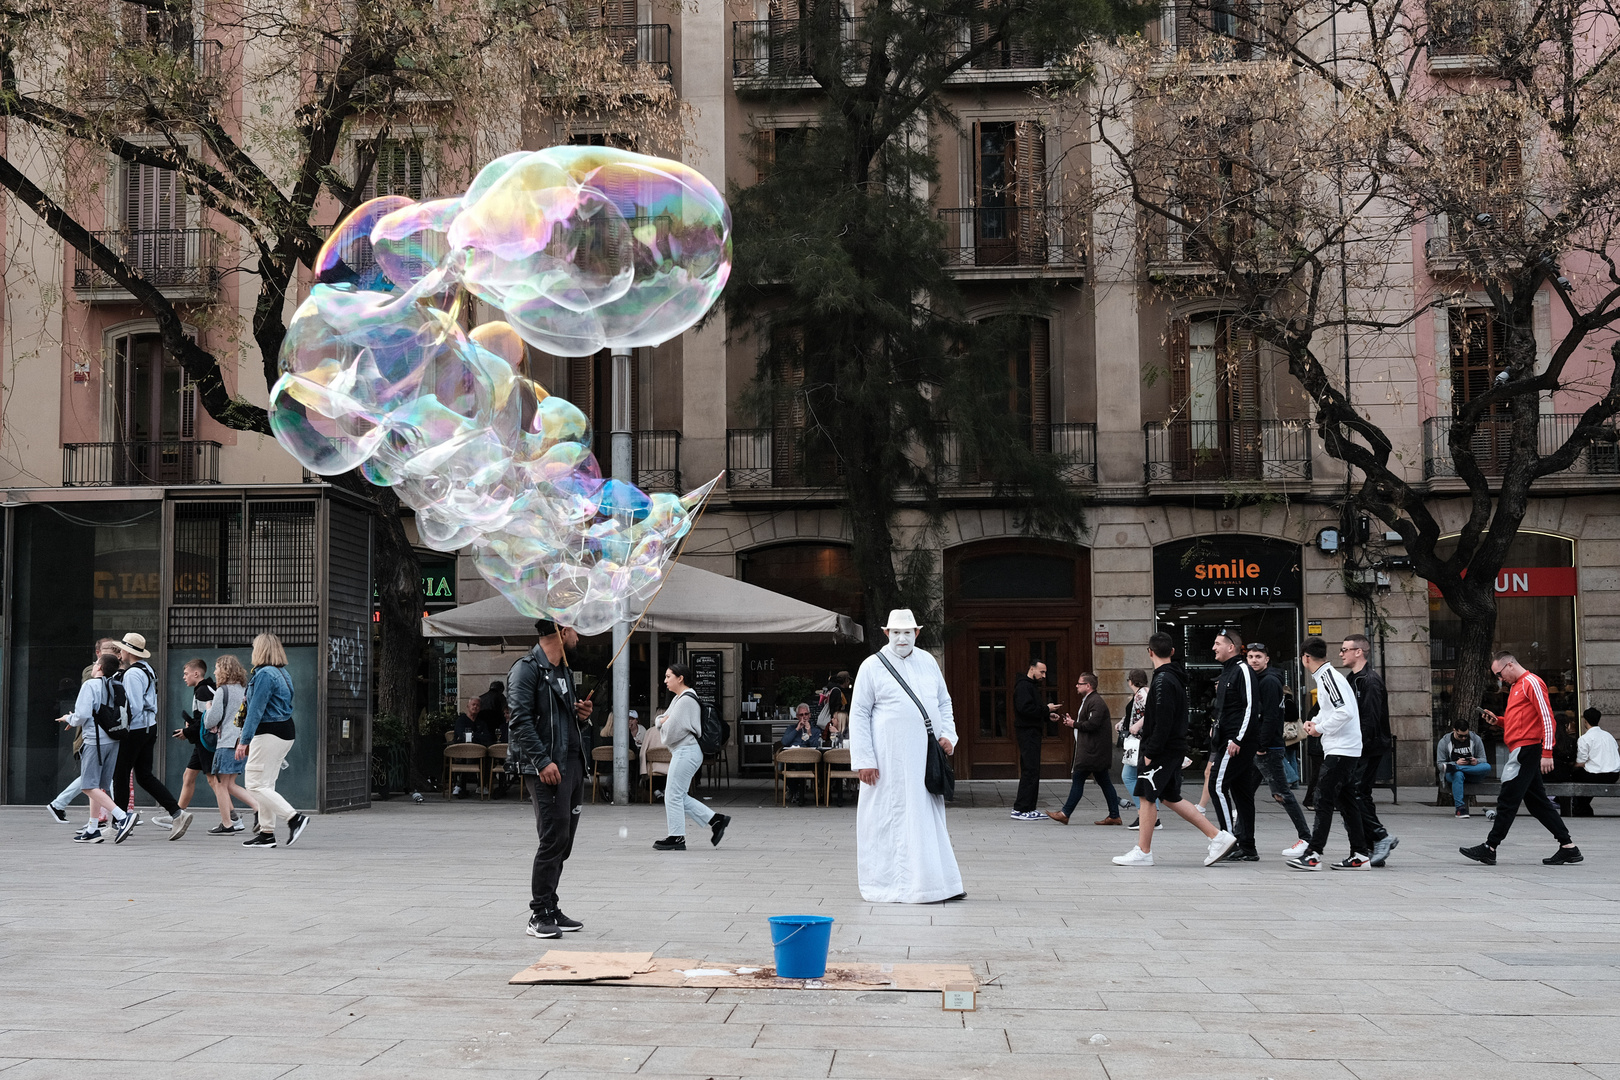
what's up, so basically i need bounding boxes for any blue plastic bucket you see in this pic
[768,915,834,979]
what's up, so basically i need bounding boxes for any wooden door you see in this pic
[959,627,1079,779]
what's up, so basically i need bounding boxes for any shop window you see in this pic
[1429,532,1578,773]
[5,501,160,804]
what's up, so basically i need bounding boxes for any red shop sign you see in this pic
[1428,567,1577,599]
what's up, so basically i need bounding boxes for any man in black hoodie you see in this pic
[1210,628,1263,860]
[1112,633,1236,867]
[1342,633,1398,866]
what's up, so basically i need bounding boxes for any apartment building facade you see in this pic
[3,1,1614,799]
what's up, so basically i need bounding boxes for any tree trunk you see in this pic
[1446,577,1499,731]
[843,423,903,647]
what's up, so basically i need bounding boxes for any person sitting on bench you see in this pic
[1438,718,1491,818]
[1575,708,1620,817]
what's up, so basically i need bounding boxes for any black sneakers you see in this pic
[1544,845,1584,865]
[1459,843,1496,865]
[710,814,731,847]
[526,913,561,939]
[286,813,310,847]
[547,908,583,931]
[653,836,687,851]
[242,831,277,849]
[47,804,68,824]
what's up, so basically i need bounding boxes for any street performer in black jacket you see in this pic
[509,619,595,939]
[1210,628,1263,860]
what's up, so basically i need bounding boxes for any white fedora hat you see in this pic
[881,608,922,631]
[115,632,151,659]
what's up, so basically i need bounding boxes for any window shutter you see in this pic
[1168,319,1191,476]
[1228,328,1261,476]
[1175,0,1203,49]
[179,379,198,440]
[772,326,806,482]
[755,129,775,182]
[569,352,596,424]
[1013,121,1046,263]
[1029,319,1051,453]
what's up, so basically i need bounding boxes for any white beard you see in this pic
[887,629,916,657]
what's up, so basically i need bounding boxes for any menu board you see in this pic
[690,651,722,716]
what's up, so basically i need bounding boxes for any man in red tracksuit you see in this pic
[1460,651,1583,866]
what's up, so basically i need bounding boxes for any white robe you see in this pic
[849,645,963,904]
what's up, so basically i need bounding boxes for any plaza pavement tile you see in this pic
[2,780,1617,1078]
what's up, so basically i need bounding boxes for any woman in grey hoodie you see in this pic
[651,661,731,851]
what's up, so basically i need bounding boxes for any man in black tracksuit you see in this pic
[509,619,594,940]
[1011,660,1056,817]
[1210,628,1262,859]
[1343,633,1397,866]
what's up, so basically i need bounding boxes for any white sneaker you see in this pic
[1204,829,1238,866]
[151,813,174,828]
[1112,846,1154,866]
[1281,839,1310,858]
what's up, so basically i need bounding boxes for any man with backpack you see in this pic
[508,620,594,939]
[110,633,192,841]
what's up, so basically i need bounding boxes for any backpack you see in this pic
[92,676,131,741]
[685,690,723,756]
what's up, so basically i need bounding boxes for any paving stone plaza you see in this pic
[2,783,1617,1080]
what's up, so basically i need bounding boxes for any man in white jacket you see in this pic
[1287,637,1371,871]
[849,609,964,903]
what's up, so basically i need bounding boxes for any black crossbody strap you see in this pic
[875,653,938,739]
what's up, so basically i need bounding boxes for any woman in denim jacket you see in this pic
[235,633,309,848]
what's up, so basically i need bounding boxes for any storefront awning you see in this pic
[420,562,865,645]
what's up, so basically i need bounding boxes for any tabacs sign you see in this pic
[1154,536,1303,605]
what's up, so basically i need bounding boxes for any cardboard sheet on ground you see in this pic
[511,951,976,992]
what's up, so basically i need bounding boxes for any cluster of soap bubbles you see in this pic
[269,146,730,636]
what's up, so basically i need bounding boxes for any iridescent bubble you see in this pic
[273,147,727,632]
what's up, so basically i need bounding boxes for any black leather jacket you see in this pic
[507,645,586,775]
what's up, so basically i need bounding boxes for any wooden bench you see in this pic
[1435,771,1620,806]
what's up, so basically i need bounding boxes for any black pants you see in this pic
[529,756,585,914]
[1574,771,1619,816]
[1303,736,1325,805]
[1354,747,1390,842]
[1308,754,1368,857]
[1256,747,1312,841]
[1487,746,1572,848]
[114,727,180,815]
[1212,743,1260,850]
[1013,724,1044,813]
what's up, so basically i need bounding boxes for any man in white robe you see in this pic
[849,609,964,904]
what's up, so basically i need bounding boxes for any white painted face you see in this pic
[887,627,917,657]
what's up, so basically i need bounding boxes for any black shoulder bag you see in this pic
[875,652,955,800]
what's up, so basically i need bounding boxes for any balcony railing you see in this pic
[73,229,220,294]
[64,441,222,487]
[1422,415,1620,479]
[634,429,682,492]
[732,17,868,80]
[938,206,1085,271]
[593,24,673,81]
[726,428,845,489]
[83,38,224,99]
[1151,1,1271,60]
[1144,419,1312,482]
[1429,0,1501,57]
[951,27,1045,70]
[938,423,1097,485]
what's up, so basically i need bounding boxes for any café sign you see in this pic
[1154,536,1303,605]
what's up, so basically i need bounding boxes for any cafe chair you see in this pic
[487,743,510,797]
[590,745,615,803]
[775,747,823,807]
[443,743,487,801]
[821,747,856,807]
[643,747,673,803]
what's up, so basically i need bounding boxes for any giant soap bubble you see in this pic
[269,147,730,635]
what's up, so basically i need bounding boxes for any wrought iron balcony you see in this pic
[1143,419,1312,483]
[937,206,1085,272]
[82,38,224,100]
[937,424,1097,486]
[594,24,673,81]
[732,17,868,81]
[634,429,682,492]
[63,441,222,487]
[73,229,220,296]
[726,428,844,489]
[1422,415,1620,479]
